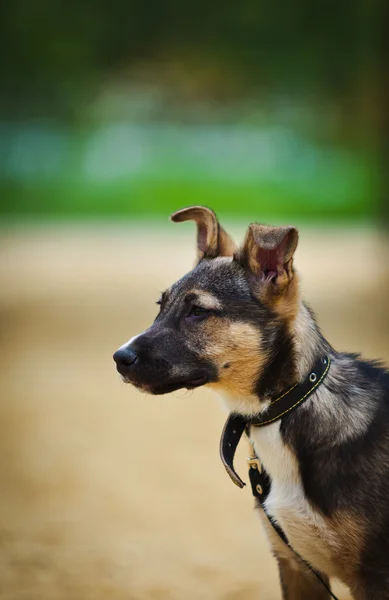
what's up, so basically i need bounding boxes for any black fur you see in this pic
[255,319,296,398]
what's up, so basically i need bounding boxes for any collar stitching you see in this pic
[252,357,331,427]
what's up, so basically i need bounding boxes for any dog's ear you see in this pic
[170,205,237,261]
[236,223,299,295]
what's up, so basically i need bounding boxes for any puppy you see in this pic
[114,206,389,600]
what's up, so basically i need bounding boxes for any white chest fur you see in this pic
[249,422,338,576]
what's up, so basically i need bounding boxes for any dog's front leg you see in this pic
[259,512,331,600]
[276,556,331,600]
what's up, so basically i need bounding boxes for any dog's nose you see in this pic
[113,347,138,373]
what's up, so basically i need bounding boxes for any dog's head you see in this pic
[114,206,300,401]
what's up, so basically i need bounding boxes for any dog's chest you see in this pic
[250,423,338,575]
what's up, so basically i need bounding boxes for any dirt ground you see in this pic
[0,222,388,600]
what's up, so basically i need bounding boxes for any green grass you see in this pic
[0,122,378,222]
[0,177,376,223]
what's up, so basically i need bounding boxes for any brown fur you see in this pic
[238,224,298,276]
[237,222,300,323]
[329,510,366,589]
[171,205,237,261]
[266,507,367,598]
[259,513,332,599]
[206,321,264,398]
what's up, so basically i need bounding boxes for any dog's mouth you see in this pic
[122,371,210,395]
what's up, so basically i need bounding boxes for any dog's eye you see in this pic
[186,306,210,322]
[192,306,207,316]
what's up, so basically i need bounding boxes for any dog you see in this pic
[113,206,389,599]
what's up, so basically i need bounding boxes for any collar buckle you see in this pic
[247,457,262,472]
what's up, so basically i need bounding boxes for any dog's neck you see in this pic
[293,302,331,382]
[221,301,332,418]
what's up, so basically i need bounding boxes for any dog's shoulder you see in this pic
[280,353,389,516]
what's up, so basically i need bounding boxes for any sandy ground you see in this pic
[0,222,388,600]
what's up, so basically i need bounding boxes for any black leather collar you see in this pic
[220,355,331,488]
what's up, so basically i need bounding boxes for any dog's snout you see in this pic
[113,347,138,374]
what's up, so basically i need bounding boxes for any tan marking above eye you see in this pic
[186,290,222,311]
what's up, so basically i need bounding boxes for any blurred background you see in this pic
[0,1,388,599]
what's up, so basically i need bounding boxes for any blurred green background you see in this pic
[1,0,386,223]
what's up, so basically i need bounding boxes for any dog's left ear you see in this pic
[236,223,299,293]
[170,205,237,261]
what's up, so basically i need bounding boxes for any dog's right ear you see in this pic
[235,222,299,301]
[170,205,237,262]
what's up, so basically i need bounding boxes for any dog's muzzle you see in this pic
[113,330,217,394]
